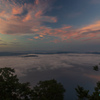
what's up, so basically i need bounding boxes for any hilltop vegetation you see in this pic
[1,65,100,100]
[0,67,65,100]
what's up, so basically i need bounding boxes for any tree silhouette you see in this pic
[0,67,65,100]
[31,79,65,100]
[75,85,89,100]
[0,67,31,100]
[93,65,99,71]
[75,63,100,100]
[89,81,100,100]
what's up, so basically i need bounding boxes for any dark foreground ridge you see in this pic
[0,67,65,100]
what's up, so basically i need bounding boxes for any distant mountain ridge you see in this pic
[0,51,100,56]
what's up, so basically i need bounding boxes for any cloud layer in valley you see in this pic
[0,53,100,80]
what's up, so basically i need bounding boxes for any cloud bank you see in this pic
[0,53,100,77]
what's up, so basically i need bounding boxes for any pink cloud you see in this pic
[12,7,23,15]
[39,35,44,37]
[22,13,32,22]
[0,11,5,16]
[0,0,100,42]
[34,36,39,39]
[35,0,40,5]
[74,21,100,40]
[0,0,57,34]
[28,38,34,41]
[35,10,43,17]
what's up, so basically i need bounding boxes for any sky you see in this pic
[0,0,100,52]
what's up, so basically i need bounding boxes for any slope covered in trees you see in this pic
[1,65,100,100]
[0,67,65,100]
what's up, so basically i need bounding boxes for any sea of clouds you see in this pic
[0,53,100,100]
[0,53,100,77]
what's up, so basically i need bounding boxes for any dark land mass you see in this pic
[0,51,100,56]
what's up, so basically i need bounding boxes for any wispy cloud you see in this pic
[0,0,57,34]
[0,0,100,42]
[74,21,100,40]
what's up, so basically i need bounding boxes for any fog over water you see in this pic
[0,53,100,100]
